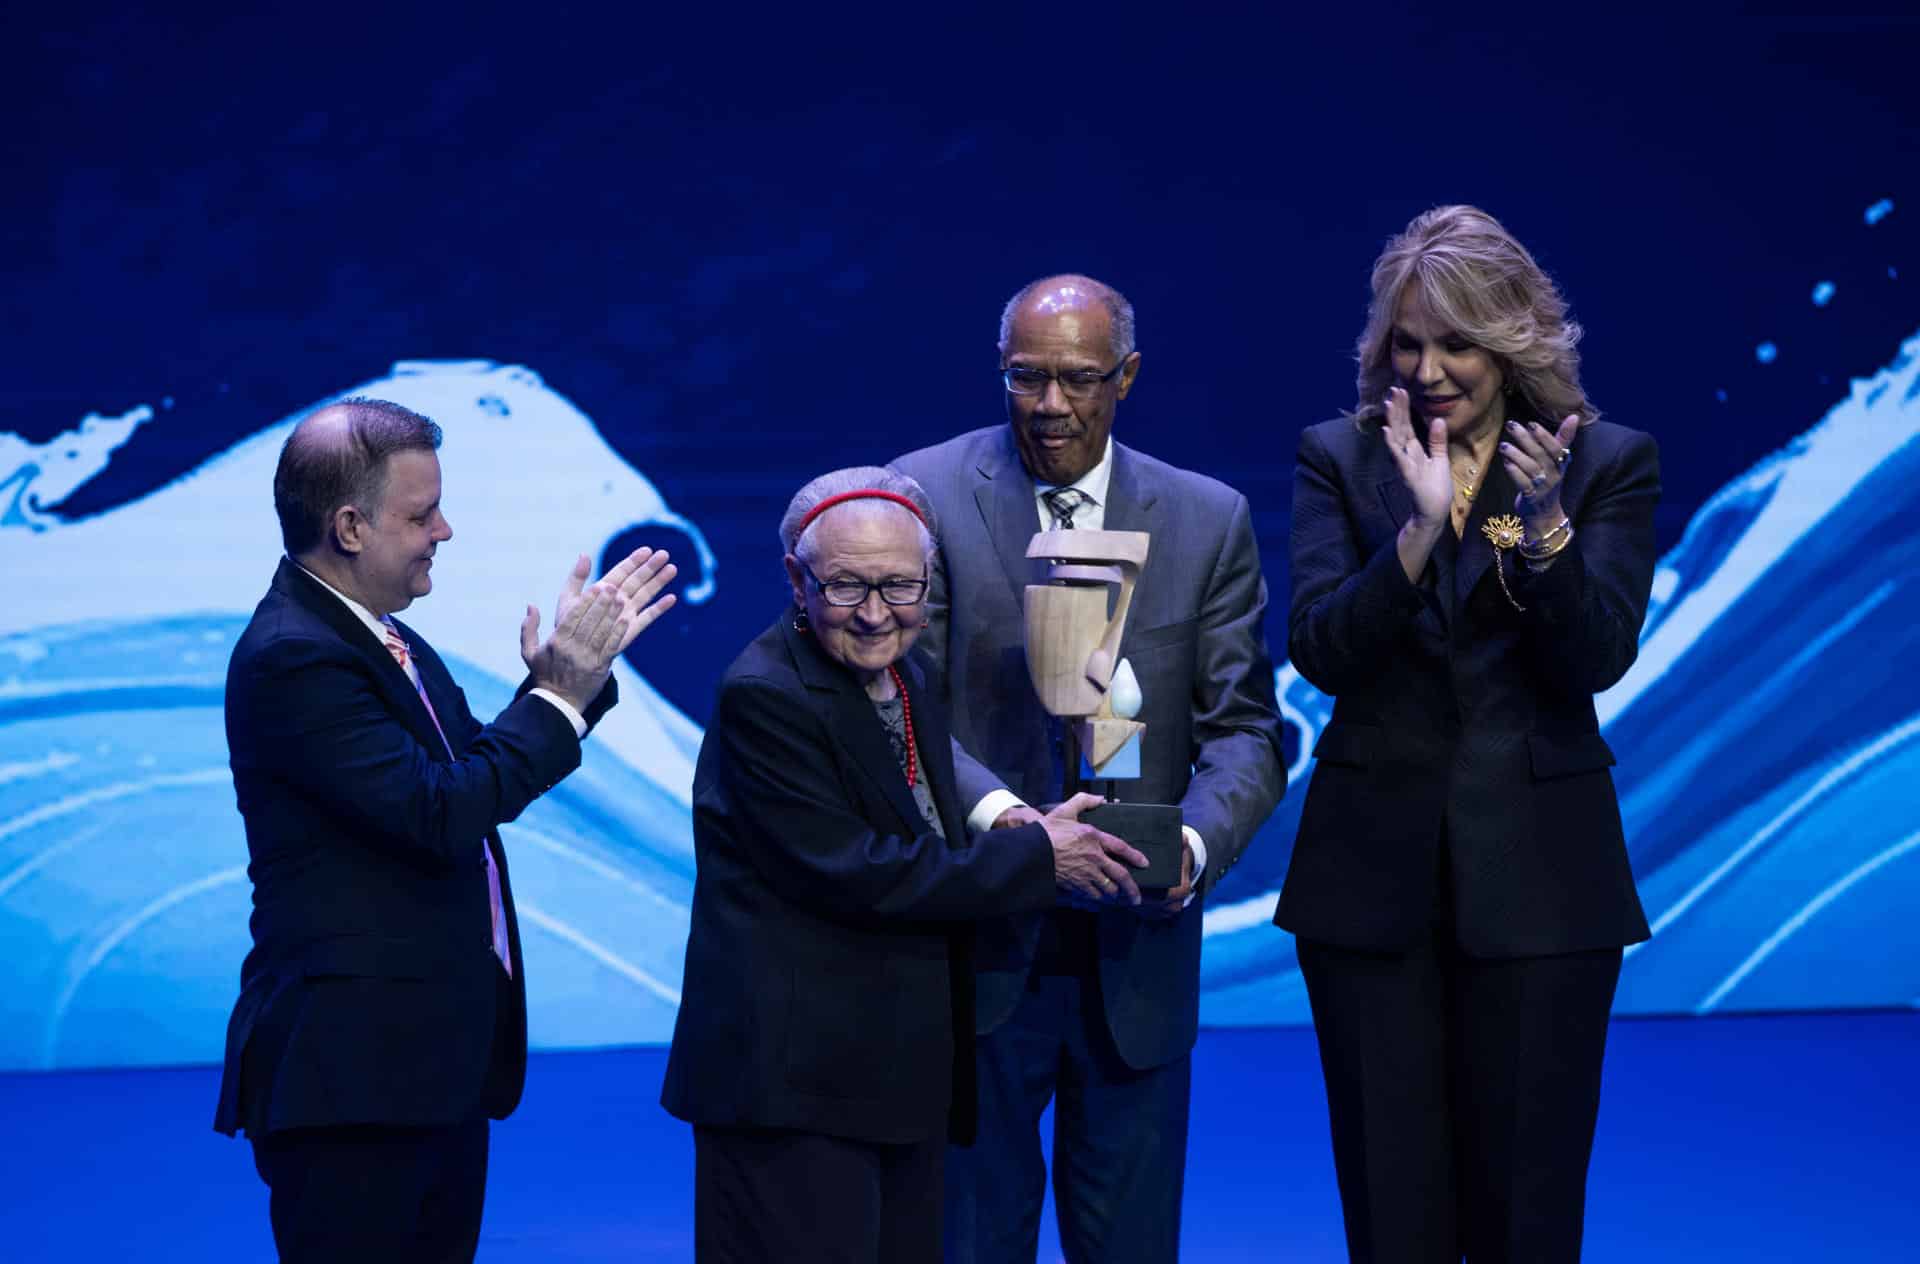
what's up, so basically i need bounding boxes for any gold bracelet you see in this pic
[1520,515,1571,558]
[1521,523,1575,565]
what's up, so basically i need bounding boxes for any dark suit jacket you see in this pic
[660,617,1058,1145]
[214,558,614,1137]
[1274,417,1660,957]
[893,426,1286,1071]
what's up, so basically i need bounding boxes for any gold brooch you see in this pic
[1482,514,1525,550]
[1480,514,1527,611]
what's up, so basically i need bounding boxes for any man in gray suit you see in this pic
[892,274,1285,1264]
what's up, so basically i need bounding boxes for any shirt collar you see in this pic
[293,558,393,643]
[1033,436,1115,507]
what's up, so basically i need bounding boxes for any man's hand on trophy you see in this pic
[1136,842,1196,920]
[1043,792,1148,908]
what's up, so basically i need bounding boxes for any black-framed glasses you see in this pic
[804,565,930,608]
[1001,358,1130,399]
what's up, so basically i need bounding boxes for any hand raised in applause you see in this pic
[1043,792,1149,908]
[520,547,678,713]
[1500,413,1582,534]
[1381,385,1451,528]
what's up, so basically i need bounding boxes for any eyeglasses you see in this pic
[1001,358,1130,399]
[804,565,930,608]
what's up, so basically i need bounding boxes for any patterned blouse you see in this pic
[871,693,944,838]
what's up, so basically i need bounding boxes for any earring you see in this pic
[792,607,810,633]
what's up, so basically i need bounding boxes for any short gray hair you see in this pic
[779,466,939,565]
[997,274,1137,361]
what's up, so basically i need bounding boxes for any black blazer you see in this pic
[660,617,1057,1146]
[214,559,614,1136]
[894,426,1286,1070]
[1274,417,1660,957]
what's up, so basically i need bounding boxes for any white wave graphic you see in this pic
[2,360,715,792]
[0,362,715,1067]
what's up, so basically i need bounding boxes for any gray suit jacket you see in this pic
[893,426,1285,1069]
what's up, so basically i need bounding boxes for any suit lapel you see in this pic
[276,561,448,756]
[1454,457,1519,610]
[1376,473,1455,632]
[1103,445,1162,638]
[1102,444,1159,536]
[971,430,1046,602]
[387,612,523,975]
[783,620,932,838]
[1375,476,1414,532]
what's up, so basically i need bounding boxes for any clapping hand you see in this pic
[1500,414,1581,529]
[1381,386,1450,528]
[520,547,678,712]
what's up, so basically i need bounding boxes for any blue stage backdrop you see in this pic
[3,6,1917,1068]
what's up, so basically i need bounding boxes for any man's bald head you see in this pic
[274,397,442,557]
[997,274,1141,486]
[998,274,1137,362]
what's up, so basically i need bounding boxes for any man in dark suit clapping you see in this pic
[892,276,1287,1264]
[213,397,677,1263]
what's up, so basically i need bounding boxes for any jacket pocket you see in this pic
[1312,722,1380,768]
[1527,733,1616,780]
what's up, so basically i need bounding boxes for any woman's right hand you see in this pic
[1381,386,1451,528]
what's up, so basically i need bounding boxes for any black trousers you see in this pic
[1296,927,1623,1264]
[693,1125,944,1263]
[944,911,1191,1264]
[250,1118,490,1263]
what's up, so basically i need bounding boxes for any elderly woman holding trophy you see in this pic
[660,466,1146,1263]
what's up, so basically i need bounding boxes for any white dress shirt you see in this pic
[1030,437,1117,532]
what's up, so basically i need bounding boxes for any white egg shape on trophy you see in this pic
[1111,657,1143,719]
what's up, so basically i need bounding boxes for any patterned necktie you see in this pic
[382,619,514,977]
[1043,487,1089,530]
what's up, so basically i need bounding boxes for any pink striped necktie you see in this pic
[382,619,514,978]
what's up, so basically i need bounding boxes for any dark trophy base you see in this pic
[1082,802,1186,889]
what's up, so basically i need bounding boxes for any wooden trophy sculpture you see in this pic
[1025,528,1185,888]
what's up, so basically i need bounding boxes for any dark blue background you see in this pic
[9,2,1917,730]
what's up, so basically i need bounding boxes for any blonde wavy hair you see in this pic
[1350,205,1598,430]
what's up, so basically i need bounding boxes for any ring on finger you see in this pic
[1531,474,1547,491]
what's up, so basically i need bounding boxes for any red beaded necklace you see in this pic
[885,664,918,787]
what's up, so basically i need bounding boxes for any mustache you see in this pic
[1026,423,1084,439]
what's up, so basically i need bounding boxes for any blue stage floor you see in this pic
[2,1010,1913,1261]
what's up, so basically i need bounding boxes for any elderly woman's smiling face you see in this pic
[785,501,929,689]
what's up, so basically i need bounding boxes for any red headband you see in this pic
[798,490,928,534]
